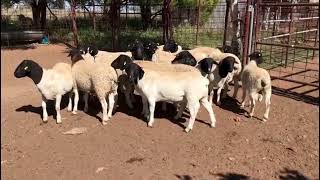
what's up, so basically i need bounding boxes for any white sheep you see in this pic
[68,49,119,125]
[172,50,242,105]
[78,47,135,110]
[240,52,271,122]
[14,60,74,124]
[112,58,216,132]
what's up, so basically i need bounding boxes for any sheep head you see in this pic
[248,52,263,64]
[124,63,144,85]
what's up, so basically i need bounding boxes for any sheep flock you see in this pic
[14,39,272,133]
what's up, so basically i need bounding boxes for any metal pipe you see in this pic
[262,17,319,23]
[260,29,318,40]
[248,4,254,55]
[242,0,252,65]
[256,41,319,50]
[260,3,319,7]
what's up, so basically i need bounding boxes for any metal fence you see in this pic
[1,1,232,50]
[252,1,319,103]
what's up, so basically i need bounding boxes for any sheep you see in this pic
[111,57,216,132]
[129,39,145,60]
[240,52,271,122]
[78,47,136,110]
[68,48,119,125]
[80,45,133,63]
[144,40,182,62]
[111,55,200,116]
[14,60,74,124]
[172,50,242,105]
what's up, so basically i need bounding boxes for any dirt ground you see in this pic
[1,44,319,180]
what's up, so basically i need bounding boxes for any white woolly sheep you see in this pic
[172,50,242,105]
[68,49,119,125]
[240,52,271,122]
[14,60,74,124]
[111,58,216,132]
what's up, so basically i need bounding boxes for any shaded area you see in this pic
[175,175,193,180]
[215,172,251,180]
[279,168,312,180]
[272,86,319,106]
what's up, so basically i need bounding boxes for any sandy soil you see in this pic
[1,44,319,180]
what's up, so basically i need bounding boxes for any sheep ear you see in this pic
[138,67,144,80]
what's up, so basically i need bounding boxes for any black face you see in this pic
[14,59,33,78]
[163,40,178,53]
[222,45,233,53]
[248,51,263,64]
[171,51,197,66]
[111,55,134,70]
[124,63,145,85]
[198,58,219,74]
[68,48,84,63]
[88,45,98,56]
[143,41,158,59]
[14,59,43,84]
[129,40,145,60]
[218,56,235,78]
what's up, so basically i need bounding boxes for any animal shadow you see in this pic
[215,173,251,180]
[15,95,72,121]
[279,168,311,180]
[175,174,193,180]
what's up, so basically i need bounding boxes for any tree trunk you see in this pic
[92,0,96,32]
[140,0,152,30]
[31,0,47,30]
[71,0,79,47]
[162,0,172,43]
[111,0,120,50]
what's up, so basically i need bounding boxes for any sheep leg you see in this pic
[232,78,240,99]
[185,100,200,133]
[83,93,89,113]
[124,92,134,109]
[72,88,79,114]
[67,92,73,112]
[141,96,149,119]
[249,93,256,118]
[263,89,271,122]
[41,96,48,122]
[55,94,62,124]
[147,99,156,127]
[216,87,223,105]
[107,93,115,119]
[161,102,167,112]
[200,97,216,128]
[174,101,187,120]
[240,89,247,108]
[99,97,109,125]
[222,83,229,99]
[208,89,214,106]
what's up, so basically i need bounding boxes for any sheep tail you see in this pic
[257,78,267,102]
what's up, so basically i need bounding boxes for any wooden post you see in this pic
[71,0,79,47]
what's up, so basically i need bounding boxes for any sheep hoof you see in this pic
[262,117,268,122]
[42,119,48,123]
[147,122,153,127]
[210,123,215,128]
[102,120,109,125]
[56,120,62,124]
[67,107,72,112]
[184,128,192,133]
[216,101,221,106]
[84,108,88,113]
[72,111,77,115]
